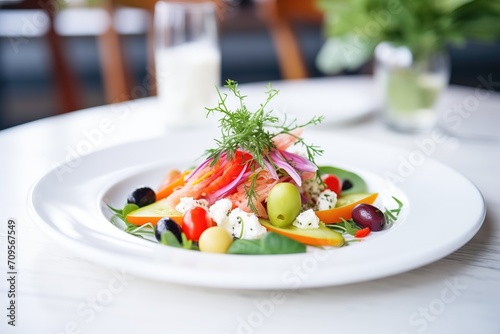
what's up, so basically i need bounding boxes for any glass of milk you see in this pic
[154,1,221,127]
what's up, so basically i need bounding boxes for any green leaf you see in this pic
[122,203,139,217]
[384,196,404,225]
[125,222,154,236]
[181,233,195,250]
[160,231,182,248]
[109,215,127,229]
[107,204,123,215]
[338,218,362,236]
[227,232,306,255]
[227,239,264,255]
[261,232,306,254]
[317,165,368,195]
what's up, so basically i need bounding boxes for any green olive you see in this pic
[267,183,301,228]
[199,226,233,253]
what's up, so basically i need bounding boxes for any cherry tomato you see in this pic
[182,206,215,242]
[322,174,342,196]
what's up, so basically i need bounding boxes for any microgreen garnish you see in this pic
[108,204,154,238]
[384,196,404,225]
[204,79,324,212]
[205,79,324,166]
[338,218,363,236]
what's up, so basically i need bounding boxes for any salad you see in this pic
[109,80,403,255]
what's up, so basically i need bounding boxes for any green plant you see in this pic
[315,0,500,74]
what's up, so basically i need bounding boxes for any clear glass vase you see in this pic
[374,42,450,133]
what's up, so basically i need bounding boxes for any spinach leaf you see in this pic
[227,239,263,255]
[160,231,182,248]
[261,232,306,254]
[227,232,306,255]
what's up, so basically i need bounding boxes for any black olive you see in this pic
[155,217,183,243]
[352,204,386,231]
[341,179,353,191]
[127,187,156,207]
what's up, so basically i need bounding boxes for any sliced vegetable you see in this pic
[203,151,251,195]
[259,220,344,247]
[125,198,183,226]
[315,193,378,223]
[158,169,181,190]
[156,170,190,200]
[335,192,376,208]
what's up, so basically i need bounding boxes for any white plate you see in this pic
[226,76,377,126]
[28,130,485,290]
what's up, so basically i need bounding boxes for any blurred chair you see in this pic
[98,0,226,104]
[0,0,81,113]
[97,0,157,104]
[256,0,323,80]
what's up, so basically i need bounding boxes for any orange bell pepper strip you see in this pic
[156,170,191,200]
[315,193,378,223]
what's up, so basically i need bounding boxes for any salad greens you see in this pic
[227,232,306,255]
[108,203,154,238]
[160,231,198,251]
[384,196,404,225]
[106,80,406,256]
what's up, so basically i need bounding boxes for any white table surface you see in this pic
[1,75,499,334]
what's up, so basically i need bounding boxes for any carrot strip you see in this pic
[156,170,191,200]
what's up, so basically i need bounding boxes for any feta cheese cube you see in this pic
[208,199,232,227]
[292,209,320,229]
[227,208,267,240]
[315,189,337,211]
[175,197,209,214]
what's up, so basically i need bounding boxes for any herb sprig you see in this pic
[204,79,324,212]
[384,196,404,225]
[205,79,324,168]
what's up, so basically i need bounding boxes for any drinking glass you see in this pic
[154,1,221,127]
[374,42,450,133]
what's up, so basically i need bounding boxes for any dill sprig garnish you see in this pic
[204,79,324,214]
[205,79,324,168]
